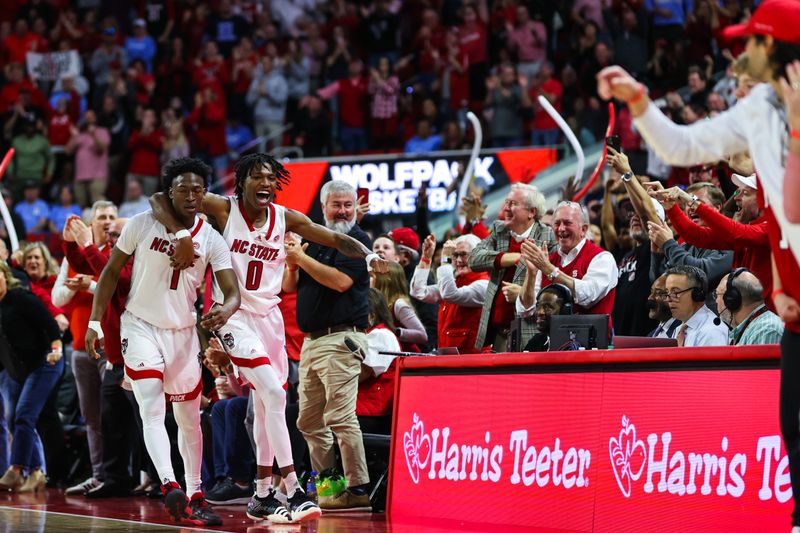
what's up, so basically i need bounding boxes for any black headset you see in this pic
[690,284,706,302]
[541,283,574,315]
[723,267,749,313]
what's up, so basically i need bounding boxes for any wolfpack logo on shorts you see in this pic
[121,338,128,355]
[212,197,286,313]
[223,332,235,349]
[116,211,232,329]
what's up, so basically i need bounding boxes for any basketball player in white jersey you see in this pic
[86,158,241,527]
[149,153,386,523]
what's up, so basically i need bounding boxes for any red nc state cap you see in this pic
[722,0,800,45]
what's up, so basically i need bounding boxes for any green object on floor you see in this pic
[317,470,346,498]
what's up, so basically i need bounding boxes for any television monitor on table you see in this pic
[549,314,610,351]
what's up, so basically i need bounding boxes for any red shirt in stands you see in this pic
[532,78,563,131]
[4,32,48,64]
[64,241,133,365]
[338,76,369,129]
[666,202,772,308]
[186,84,227,158]
[542,240,616,323]
[437,270,489,353]
[127,127,164,176]
[490,238,521,329]
[48,113,73,147]
[458,22,487,64]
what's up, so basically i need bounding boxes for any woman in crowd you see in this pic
[48,184,82,235]
[357,288,402,435]
[0,261,63,492]
[17,242,69,333]
[373,262,427,352]
[410,234,488,354]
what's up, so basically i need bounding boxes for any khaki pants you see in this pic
[297,331,369,487]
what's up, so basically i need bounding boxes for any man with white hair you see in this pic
[519,201,618,327]
[469,183,555,351]
[283,180,379,512]
[410,233,489,353]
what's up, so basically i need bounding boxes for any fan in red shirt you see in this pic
[653,174,772,307]
[185,81,227,179]
[458,3,489,105]
[0,63,49,116]
[4,20,48,64]
[529,62,563,146]
[192,41,231,90]
[126,108,164,196]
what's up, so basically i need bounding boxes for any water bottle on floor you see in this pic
[307,471,318,504]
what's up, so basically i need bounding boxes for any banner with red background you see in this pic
[234,148,556,218]
[389,348,789,532]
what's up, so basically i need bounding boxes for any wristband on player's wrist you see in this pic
[175,229,191,240]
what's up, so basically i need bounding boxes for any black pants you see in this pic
[780,329,800,525]
[101,365,135,486]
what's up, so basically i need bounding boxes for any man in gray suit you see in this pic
[469,183,555,351]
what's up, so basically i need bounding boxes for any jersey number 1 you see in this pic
[170,269,180,290]
[245,260,263,290]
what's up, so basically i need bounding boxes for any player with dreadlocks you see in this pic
[149,153,386,524]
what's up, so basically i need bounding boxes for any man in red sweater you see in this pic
[519,201,619,328]
[56,204,122,497]
[63,215,136,498]
[650,174,772,305]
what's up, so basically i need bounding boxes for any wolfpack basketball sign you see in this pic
[277,148,556,219]
[390,367,790,531]
[330,157,493,215]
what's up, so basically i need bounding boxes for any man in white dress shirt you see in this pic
[664,265,728,347]
[518,201,619,329]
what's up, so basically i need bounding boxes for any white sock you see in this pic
[240,365,294,468]
[284,471,299,498]
[256,478,271,498]
[131,378,176,486]
[173,396,203,498]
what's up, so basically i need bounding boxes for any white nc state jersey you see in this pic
[117,211,232,329]
[212,197,286,313]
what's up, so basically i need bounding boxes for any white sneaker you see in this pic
[65,477,101,495]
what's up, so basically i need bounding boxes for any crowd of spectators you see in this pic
[0,0,797,517]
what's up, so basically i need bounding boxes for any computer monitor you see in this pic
[549,314,610,351]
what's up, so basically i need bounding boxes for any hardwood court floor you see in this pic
[0,488,549,533]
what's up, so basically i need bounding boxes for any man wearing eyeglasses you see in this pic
[646,274,681,338]
[469,183,554,352]
[664,265,728,347]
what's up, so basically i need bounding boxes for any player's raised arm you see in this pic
[285,208,388,273]
[149,190,231,270]
[85,246,131,359]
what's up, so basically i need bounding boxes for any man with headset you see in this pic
[520,283,574,352]
[664,265,728,347]
[714,268,784,346]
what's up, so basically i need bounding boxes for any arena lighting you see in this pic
[0,149,19,251]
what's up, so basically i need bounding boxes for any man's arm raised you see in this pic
[85,247,131,359]
[149,191,231,270]
[285,209,388,273]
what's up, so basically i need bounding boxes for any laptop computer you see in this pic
[612,336,678,349]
